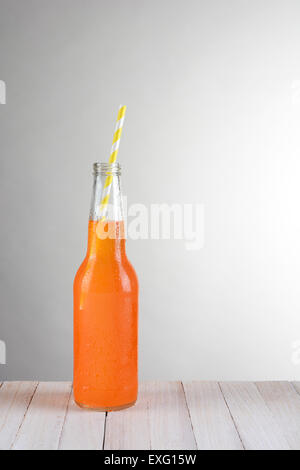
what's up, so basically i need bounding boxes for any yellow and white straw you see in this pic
[98,105,126,221]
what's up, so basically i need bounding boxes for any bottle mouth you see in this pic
[93,162,121,176]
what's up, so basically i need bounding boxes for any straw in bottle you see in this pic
[96,105,126,236]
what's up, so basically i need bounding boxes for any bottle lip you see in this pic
[93,162,121,175]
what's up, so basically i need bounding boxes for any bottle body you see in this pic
[73,164,138,410]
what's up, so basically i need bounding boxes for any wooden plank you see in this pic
[146,381,197,450]
[183,381,243,450]
[104,382,151,450]
[220,382,290,450]
[256,382,300,450]
[0,382,37,450]
[59,391,106,450]
[12,382,72,450]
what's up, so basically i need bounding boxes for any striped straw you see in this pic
[98,105,126,220]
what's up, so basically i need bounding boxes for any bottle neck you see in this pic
[89,163,124,222]
[87,163,125,259]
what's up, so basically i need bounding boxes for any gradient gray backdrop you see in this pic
[1,0,300,380]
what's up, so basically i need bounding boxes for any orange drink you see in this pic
[73,163,138,411]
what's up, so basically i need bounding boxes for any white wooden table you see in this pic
[0,381,300,450]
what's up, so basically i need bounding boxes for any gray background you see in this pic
[1,0,300,381]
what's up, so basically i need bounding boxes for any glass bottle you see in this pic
[73,163,138,411]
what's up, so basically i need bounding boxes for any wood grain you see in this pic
[220,382,290,450]
[183,381,243,450]
[12,382,72,450]
[104,382,151,450]
[1,381,299,450]
[145,381,197,450]
[59,391,106,450]
[0,381,37,450]
[256,381,300,450]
